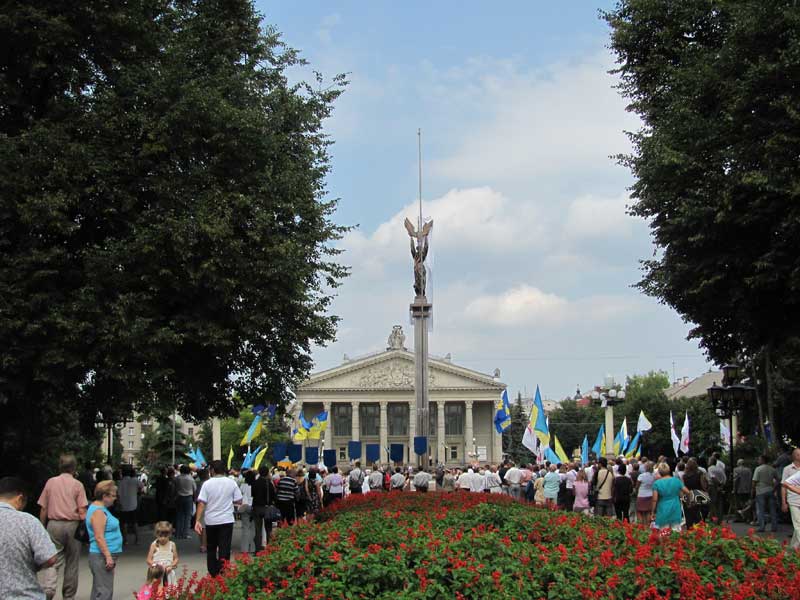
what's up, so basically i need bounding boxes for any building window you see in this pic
[141,418,151,426]
[388,404,408,436]
[187,427,194,437]
[338,446,347,461]
[360,404,379,437]
[129,456,134,465]
[128,427,134,436]
[333,404,352,437]
[128,441,134,449]
[429,405,437,434]
[445,404,464,436]
[450,445,459,461]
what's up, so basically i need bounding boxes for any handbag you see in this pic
[265,505,282,522]
[74,520,90,545]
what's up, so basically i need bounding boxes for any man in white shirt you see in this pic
[470,469,486,493]
[504,463,522,500]
[781,448,800,549]
[194,461,242,576]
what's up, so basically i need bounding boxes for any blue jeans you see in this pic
[176,495,193,538]
[756,491,778,531]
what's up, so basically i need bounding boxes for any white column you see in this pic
[605,405,615,459]
[323,401,333,456]
[351,401,360,441]
[437,401,446,464]
[211,417,221,460]
[464,400,474,464]
[379,401,388,464]
[408,401,416,465]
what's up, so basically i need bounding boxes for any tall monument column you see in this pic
[464,400,474,463]
[408,400,417,465]
[379,401,388,464]
[437,401,446,465]
[406,215,434,469]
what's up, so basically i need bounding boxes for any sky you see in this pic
[256,1,712,401]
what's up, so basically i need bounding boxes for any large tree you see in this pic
[604,1,800,443]
[0,1,348,480]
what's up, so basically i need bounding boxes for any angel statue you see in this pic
[404,217,433,298]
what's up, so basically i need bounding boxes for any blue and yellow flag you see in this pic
[308,410,329,440]
[581,435,589,465]
[227,447,234,470]
[241,415,263,446]
[292,426,308,442]
[554,435,569,464]
[625,432,641,458]
[591,424,604,456]
[494,389,512,433]
[530,386,550,447]
[253,447,269,470]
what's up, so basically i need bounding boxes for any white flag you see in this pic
[719,420,731,452]
[680,412,690,454]
[637,410,652,433]
[522,424,538,454]
[669,411,681,457]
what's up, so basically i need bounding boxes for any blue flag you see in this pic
[494,389,512,433]
[591,424,605,456]
[544,446,561,464]
[194,448,207,467]
[581,435,589,465]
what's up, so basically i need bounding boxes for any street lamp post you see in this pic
[707,363,756,511]
[591,379,626,459]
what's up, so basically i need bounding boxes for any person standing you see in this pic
[593,458,615,517]
[174,466,195,540]
[87,481,123,600]
[781,448,800,548]
[613,464,633,521]
[251,465,276,552]
[37,454,88,600]
[117,465,141,545]
[707,458,727,521]
[733,459,752,512]
[504,462,522,500]
[193,460,242,577]
[348,462,364,495]
[651,463,690,532]
[752,454,779,533]
[543,465,561,509]
[0,477,57,600]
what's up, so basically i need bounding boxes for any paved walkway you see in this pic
[45,522,252,600]
[42,516,795,599]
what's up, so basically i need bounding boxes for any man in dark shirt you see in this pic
[251,466,276,553]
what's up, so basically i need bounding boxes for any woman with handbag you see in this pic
[682,458,710,528]
[251,465,277,553]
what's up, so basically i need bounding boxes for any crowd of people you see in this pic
[2,446,800,600]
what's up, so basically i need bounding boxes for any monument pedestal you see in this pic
[410,297,432,469]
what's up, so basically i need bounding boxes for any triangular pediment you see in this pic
[297,350,505,392]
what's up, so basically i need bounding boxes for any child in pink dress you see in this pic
[135,565,164,600]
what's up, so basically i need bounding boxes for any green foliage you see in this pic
[136,420,191,470]
[0,1,348,479]
[603,1,800,444]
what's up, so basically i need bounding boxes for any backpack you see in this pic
[349,469,364,491]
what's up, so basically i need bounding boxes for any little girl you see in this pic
[146,521,179,585]
[136,565,165,600]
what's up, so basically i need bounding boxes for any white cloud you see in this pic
[564,193,635,240]
[316,14,341,44]
[463,284,568,326]
[421,54,640,185]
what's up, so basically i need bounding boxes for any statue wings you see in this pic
[404,217,434,239]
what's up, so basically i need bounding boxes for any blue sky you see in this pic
[257,1,712,401]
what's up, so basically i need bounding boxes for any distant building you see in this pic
[99,415,202,466]
[665,370,723,400]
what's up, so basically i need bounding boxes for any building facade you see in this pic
[294,327,506,467]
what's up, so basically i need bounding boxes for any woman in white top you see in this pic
[636,461,655,524]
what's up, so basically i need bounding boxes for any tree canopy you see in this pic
[0,1,348,480]
[604,1,800,443]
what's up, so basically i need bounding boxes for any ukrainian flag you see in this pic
[554,435,569,464]
[240,415,263,445]
[292,426,308,442]
[308,410,329,439]
[494,389,512,433]
[531,386,550,447]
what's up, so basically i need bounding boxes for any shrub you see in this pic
[168,493,800,599]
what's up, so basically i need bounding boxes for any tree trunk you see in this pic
[764,344,778,448]
[750,360,767,440]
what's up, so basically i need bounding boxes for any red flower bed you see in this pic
[167,493,800,599]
